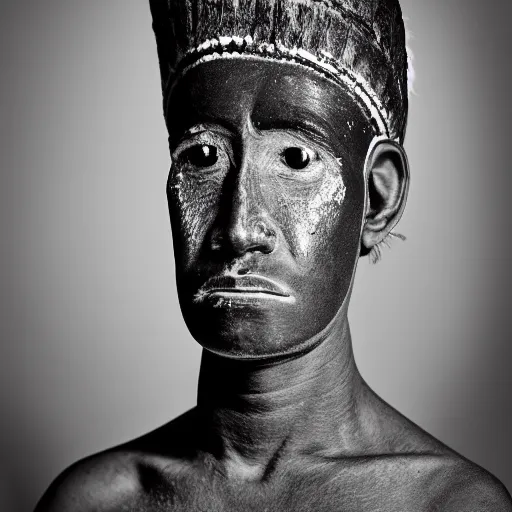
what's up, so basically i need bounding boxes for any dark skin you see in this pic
[35,60,512,511]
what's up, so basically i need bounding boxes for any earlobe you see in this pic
[360,140,410,259]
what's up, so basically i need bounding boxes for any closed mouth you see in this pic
[194,274,294,303]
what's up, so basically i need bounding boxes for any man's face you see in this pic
[166,59,374,359]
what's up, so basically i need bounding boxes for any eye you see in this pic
[183,144,218,167]
[282,147,315,170]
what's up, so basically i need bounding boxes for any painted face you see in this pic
[166,59,374,359]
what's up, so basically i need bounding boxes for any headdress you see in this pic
[150,0,410,142]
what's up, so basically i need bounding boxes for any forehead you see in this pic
[167,59,374,155]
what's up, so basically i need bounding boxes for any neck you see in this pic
[196,311,369,479]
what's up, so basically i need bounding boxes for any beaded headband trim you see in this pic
[150,0,410,142]
[171,35,391,137]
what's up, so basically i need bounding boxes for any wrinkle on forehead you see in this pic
[251,69,364,154]
[167,59,373,158]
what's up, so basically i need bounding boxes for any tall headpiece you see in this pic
[150,0,410,142]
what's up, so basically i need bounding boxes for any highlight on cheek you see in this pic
[168,164,184,203]
[168,163,221,266]
[290,159,346,256]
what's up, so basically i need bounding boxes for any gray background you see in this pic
[1,0,511,510]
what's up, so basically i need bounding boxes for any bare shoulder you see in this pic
[33,410,197,512]
[428,457,512,512]
[365,389,511,510]
[33,450,141,512]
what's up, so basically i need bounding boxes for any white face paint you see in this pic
[169,126,234,267]
[292,159,347,257]
[165,57,374,357]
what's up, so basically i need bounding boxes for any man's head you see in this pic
[150,0,410,359]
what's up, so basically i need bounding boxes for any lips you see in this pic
[195,274,292,301]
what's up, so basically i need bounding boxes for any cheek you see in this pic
[167,166,222,267]
[269,161,352,260]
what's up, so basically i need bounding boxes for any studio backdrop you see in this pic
[0,1,510,510]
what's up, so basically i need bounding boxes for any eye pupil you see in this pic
[284,147,311,170]
[185,144,218,167]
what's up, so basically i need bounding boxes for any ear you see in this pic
[360,140,410,257]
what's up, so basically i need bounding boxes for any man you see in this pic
[35,0,512,510]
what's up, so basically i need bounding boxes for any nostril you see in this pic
[237,268,250,275]
[214,216,277,257]
[210,231,224,252]
[255,222,274,238]
[260,241,275,254]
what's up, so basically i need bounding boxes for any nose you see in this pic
[227,187,276,255]
[210,163,277,257]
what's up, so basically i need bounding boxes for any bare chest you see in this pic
[130,460,439,512]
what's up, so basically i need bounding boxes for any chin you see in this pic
[181,297,334,361]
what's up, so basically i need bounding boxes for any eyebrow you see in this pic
[180,123,235,140]
[252,112,334,150]
[175,115,330,147]
[170,121,236,150]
